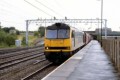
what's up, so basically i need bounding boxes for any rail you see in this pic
[0,45,43,54]
[102,39,120,72]
[21,62,52,80]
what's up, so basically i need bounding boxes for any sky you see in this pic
[0,0,120,31]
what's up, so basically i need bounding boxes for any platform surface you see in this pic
[42,40,120,80]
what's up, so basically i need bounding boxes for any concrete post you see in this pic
[26,20,29,47]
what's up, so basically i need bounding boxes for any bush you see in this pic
[0,30,7,44]
[34,31,39,37]
[5,34,17,46]
[22,36,26,45]
[16,30,20,35]
[0,30,17,47]
[38,27,45,37]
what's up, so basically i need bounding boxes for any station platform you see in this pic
[42,40,120,80]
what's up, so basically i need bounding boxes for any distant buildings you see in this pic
[95,27,112,34]
[9,29,16,34]
[85,27,120,36]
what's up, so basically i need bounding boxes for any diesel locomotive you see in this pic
[44,23,91,63]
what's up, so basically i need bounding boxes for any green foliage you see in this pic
[38,26,45,37]
[0,30,17,47]
[0,30,7,43]
[2,27,20,35]
[0,26,1,30]
[34,31,39,37]
[0,42,8,48]
[9,27,15,30]
[22,36,26,45]
[20,35,38,46]
[5,34,16,46]
[16,30,20,35]
[2,27,10,33]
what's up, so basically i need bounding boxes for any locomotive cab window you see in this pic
[46,30,57,38]
[46,29,70,39]
[58,29,69,38]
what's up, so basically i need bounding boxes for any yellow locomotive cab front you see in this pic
[44,23,72,63]
[44,39,72,52]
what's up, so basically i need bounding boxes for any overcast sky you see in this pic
[0,0,120,31]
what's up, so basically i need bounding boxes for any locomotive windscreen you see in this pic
[46,29,70,39]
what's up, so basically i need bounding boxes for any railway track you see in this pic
[0,45,43,54]
[0,46,44,70]
[0,55,46,76]
[21,63,53,80]
[0,46,44,65]
[0,46,44,78]
[0,50,43,64]
[0,53,44,69]
[0,47,43,58]
[0,60,52,80]
[0,46,58,80]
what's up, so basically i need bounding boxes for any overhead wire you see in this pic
[0,19,23,24]
[53,0,76,19]
[35,0,64,17]
[0,1,40,23]
[24,0,53,17]
[0,4,26,18]
[0,1,24,26]
[0,1,27,17]
[0,9,27,19]
[42,0,56,8]
[0,0,39,17]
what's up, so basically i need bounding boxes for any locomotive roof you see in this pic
[46,23,83,33]
[46,23,70,30]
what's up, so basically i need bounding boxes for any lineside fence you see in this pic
[102,39,120,72]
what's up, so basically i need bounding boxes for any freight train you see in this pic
[44,23,92,63]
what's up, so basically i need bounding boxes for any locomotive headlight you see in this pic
[46,47,49,49]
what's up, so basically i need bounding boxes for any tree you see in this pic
[16,30,20,35]
[9,27,15,30]
[2,27,10,33]
[38,26,45,37]
[0,26,1,30]
[34,31,39,37]
[22,36,26,45]
[0,29,17,47]
[5,34,17,46]
[0,30,6,43]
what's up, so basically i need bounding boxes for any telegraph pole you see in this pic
[104,19,107,39]
[26,20,29,47]
[101,0,103,46]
